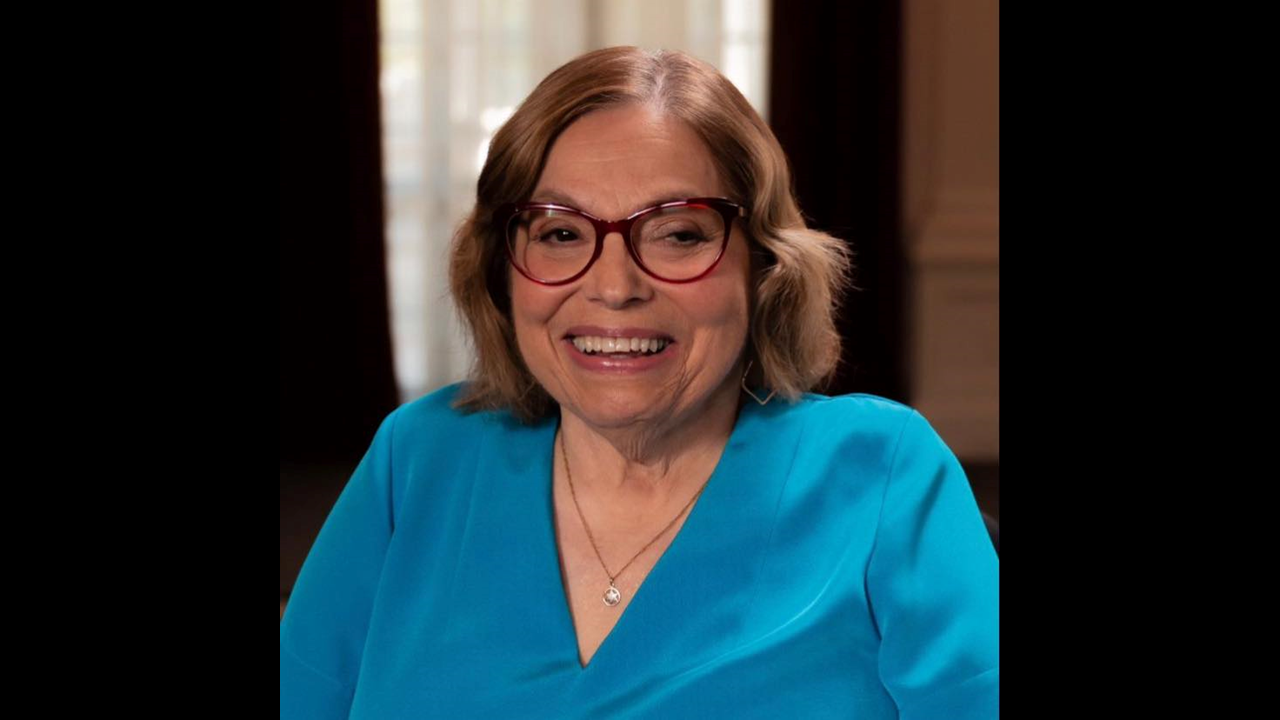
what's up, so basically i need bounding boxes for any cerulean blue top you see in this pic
[281,384,999,719]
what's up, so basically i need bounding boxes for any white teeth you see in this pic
[570,336,670,355]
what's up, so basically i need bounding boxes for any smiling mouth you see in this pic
[567,335,673,357]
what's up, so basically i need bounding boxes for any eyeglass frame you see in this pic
[495,197,749,286]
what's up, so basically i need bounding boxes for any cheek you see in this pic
[698,244,753,334]
[510,274,543,320]
[682,282,751,346]
[509,281,565,356]
[510,286,539,344]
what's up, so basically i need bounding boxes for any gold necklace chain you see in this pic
[559,429,711,607]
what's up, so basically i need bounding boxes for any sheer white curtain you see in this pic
[379,0,771,403]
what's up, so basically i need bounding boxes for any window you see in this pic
[380,0,771,402]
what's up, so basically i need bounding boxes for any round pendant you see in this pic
[603,584,621,606]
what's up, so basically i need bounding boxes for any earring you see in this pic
[741,360,776,406]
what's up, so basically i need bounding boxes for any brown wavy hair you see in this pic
[448,46,852,421]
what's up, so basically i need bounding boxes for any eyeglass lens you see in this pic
[507,206,726,282]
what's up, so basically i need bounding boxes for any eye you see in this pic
[666,230,708,244]
[648,225,710,245]
[536,227,581,243]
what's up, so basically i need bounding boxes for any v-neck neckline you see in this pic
[557,473,714,671]
[537,401,769,674]
[550,442,719,672]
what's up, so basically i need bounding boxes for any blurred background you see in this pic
[280,0,999,616]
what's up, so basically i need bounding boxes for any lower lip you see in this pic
[564,339,675,373]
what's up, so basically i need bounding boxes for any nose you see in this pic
[581,231,652,308]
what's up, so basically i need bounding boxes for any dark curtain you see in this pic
[770,1,998,521]
[279,0,398,464]
[279,0,398,599]
[769,0,906,402]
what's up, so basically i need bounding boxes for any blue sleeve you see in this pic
[280,408,399,720]
[866,410,999,719]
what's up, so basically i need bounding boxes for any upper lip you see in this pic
[563,326,675,341]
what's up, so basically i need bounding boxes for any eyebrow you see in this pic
[528,188,709,215]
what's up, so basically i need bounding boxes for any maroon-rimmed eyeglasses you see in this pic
[496,197,748,285]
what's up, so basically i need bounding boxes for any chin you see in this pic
[566,389,671,429]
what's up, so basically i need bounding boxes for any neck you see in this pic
[558,375,743,506]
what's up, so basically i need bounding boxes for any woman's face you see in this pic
[510,104,752,433]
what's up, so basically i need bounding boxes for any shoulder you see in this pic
[793,391,917,420]
[780,392,920,440]
[389,382,511,433]
[389,382,476,432]
[756,392,950,474]
[378,382,544,458]
[366,383,542,514]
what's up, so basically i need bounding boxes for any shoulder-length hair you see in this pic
[449,46,851,421]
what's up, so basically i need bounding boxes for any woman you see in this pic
[281,47,998,719]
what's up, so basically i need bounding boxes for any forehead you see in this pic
[532,104,725,216]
